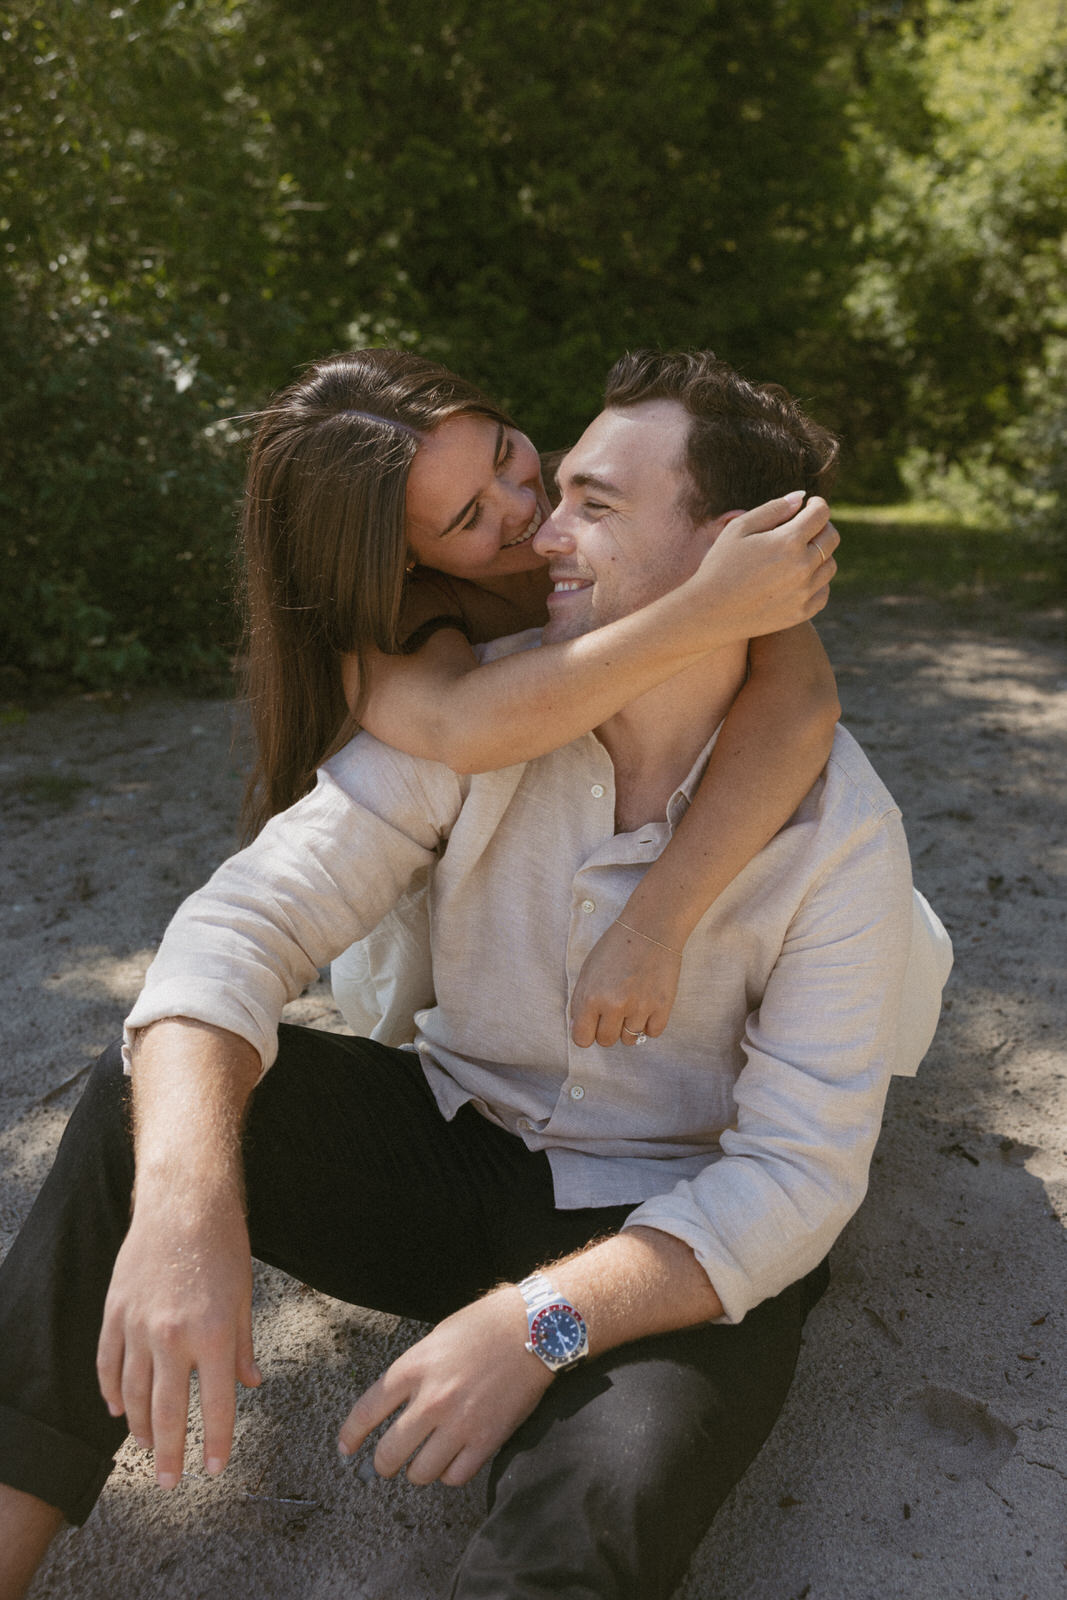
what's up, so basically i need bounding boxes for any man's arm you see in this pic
[103,740,462,1488]
[626,805,917,1322]
[96,1020,262,1488]
[123,741,457,1070]
[338,1226,720,1486]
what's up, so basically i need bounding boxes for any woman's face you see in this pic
[404,413,550,584]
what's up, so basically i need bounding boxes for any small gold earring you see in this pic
[405,555,416,574]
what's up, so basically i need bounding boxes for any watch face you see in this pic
[530,1304,586,1364]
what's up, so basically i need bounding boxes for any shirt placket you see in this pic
[546,766,675,1136]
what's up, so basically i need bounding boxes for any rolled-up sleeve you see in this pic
[625,811,914,1324]
[123,738,463,1074]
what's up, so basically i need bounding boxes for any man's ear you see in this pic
[702,509,747,547]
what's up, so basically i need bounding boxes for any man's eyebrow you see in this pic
[439,423,505,535]
[557,469,624,498]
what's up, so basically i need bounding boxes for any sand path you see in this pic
[2,593,1065,1598]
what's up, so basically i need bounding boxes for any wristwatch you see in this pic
[518,1272,589,1373]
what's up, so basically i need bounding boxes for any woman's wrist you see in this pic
[613,889,702,952]
[613,918,683,958]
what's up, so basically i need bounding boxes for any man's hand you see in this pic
[96,1192,261,1488]
[338,1291,553,1487]
[570,918,681,1048]
[338,1229,722,1489]
[98,1017,265,1489]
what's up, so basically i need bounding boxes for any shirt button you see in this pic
[570,1085,585,1101]
[591,783,605,798]
[581,898,596,914]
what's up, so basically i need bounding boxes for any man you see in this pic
[0,351,951,1599]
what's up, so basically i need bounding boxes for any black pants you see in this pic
[0,1027,829,1599]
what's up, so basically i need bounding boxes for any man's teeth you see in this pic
[502,505,543,548]
[553,580,587,592]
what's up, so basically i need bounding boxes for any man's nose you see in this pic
[532,505,575,556]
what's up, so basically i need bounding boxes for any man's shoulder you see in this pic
[775,726,912,915]
[825,725,899,811]
[801,725,902,841]
[474,627,544,664]
[320,726,467,824]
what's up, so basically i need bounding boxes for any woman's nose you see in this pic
[499,480,536,528]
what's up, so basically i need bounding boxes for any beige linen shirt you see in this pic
[125,669,951,1323]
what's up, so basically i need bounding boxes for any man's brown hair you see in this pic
[603,349,839,523]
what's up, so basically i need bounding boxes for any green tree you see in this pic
[0,0,886,686]
[847,0,1067,528]
[1,0,270,685]
[238,0,866,445]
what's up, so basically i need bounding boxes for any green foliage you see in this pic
[235,0,864,445]
[832,503,1064,607]
[4,0,873,688]
[0,294,243,689]
[846,0,1067,534]
[1,0,294,388]
[1,1,262,687]
[3,0,868,434]
[3,0,1064,690]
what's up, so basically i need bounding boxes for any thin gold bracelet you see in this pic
[613,918,683,958]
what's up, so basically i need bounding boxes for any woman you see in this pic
[240,348,840,1046]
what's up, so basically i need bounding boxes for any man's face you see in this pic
[532,400,712,644]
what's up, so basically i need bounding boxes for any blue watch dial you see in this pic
[531,1304,585,1360]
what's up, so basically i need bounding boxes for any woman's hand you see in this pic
[690,493,839,644]
[570,920,682,1048]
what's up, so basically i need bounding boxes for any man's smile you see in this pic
[547,565,593,596]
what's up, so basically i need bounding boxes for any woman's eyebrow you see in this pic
[439,423,505,535]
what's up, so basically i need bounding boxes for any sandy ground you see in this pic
[1,592,1065,1600]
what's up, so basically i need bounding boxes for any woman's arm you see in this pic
[569,623,840,1047]
[350,494,836,772]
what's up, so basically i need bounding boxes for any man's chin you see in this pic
[541,615,591,645]
[542,587,600,644]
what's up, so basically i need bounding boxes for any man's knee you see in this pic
[84,1037,129,1101]
[46,1039,134,1191]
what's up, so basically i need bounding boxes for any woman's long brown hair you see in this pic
[239,349,512,839]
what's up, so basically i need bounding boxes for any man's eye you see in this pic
[584,500,608,513]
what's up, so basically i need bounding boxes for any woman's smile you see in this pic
[501,504,544,549]
[405,414,550,583]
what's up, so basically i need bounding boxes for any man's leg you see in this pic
[0,1026,827,1600]
[0,1025,570,1529]
[0,1045,136,1599]
[242,1044,830,1600]
[0,1045,136,1525]
[450,1261,830,1600]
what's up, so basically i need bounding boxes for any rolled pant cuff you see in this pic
[0,1405,115,1526]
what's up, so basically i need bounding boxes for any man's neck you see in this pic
[597,644,749,832]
